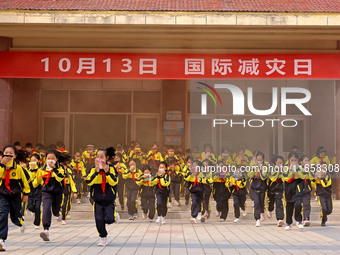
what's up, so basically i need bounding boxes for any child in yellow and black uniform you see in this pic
[82,144,97,197]
[69,152,86,204]
[60,156,78,225]
[147,143,164,175]
[86,147,119,246]
[33,149,65,242]
[116,144,128,164]
[123,158,143,220]
[183,157,192,205]
[113,153,127,211]
[315,162,333,227]
[168,157,183,207]
[0,145,31,252]
[201,159,213,221]
[229,168,248,223]
[184,160,213,224]
[282,151,304,230]
[27,153,43,229]
[248,151,268,227]
[199,143,217,164]
[267,156,285,227]
[154,161,171,225]
[212,161,232,221]
[310,146,331,167]
[299,155,314,226]
[136,165,158,221]
[128,143,146,170]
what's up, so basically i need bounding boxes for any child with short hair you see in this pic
[123,158,143,220]
[155,161,171,224]
[137,165,158,221]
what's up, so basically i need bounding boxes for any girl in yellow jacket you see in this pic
[33,149,65,242]
[0,145,31,252]
[86,147,119,246]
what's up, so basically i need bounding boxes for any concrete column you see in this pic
[0,37,13,149]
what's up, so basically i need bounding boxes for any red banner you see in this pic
[0,52,339,79]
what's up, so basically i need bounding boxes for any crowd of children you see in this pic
[0,141,336,251]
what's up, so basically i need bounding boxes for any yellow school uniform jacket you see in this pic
[82,150,98,166]
[86,165,118,202]
[310,155,331,166]
[69,160,86,178]
[129,150,146,167]
[199,152,217,164]
[146,151,164,168]
[63,167,77,193]
[0,160,30,196]
[217,155,233,166]
[33,164,65,193]
[191,152,200,161]
[123,167,143,190]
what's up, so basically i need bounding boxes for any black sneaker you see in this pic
[321,222,326,227]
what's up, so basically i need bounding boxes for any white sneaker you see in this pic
[62,220,67,225]
[216,212,221,217]
[97,237,108,246]
[149,219,153,222]
[87,192,90,198]
[156,216,161,223]
[285,225,292,231]
[34,225,40,229]
[128,215,134,220]
[234,218,240,223]
[67,214,71,220]
[296,222,304,229]
[77,199,81,204]
[303,220,310,226]
[20,223,26,234]
[191,218,197,224]
[142,213,147,219]
[161,217,166,225]
[197,212,202,221]
[0,239,5,252]
[277,220,284,227]
[133,213,138,219]
[115,212,120,224]
[260,213,265,221]
[266,211,272,219]
[255,220,261,227]
[168,202,172,208]
[40,230,50,241]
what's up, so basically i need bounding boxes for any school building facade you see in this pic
[0,1,339,194]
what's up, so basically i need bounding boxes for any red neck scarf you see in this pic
[2,169,14,193]
[99,171,106,196]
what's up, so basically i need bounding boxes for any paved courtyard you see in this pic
[4,217,340,255]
